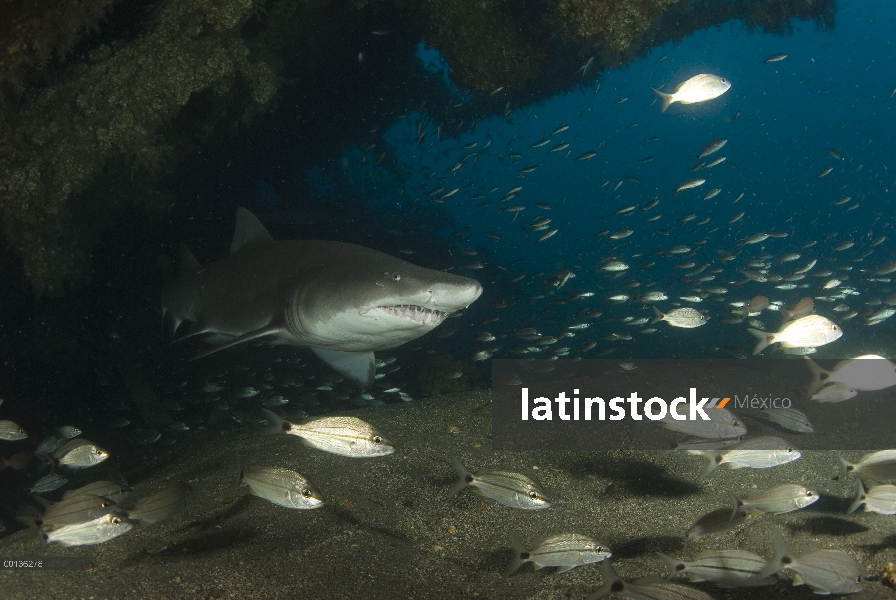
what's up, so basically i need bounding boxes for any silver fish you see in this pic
[262,408,394,457]
[35,435,65,455]
[656,437,743,460]
[698,138,728,159]
[507,532,610,574]
[27,474,69,494]
[449,457,550,510]
[674,178,706,195]
[653,74,731,113]
[38,494,117,527]
[41,513,132,547]
[810,385,858,403]
[651,306,707,328]
[55,425,82,439]
[757,407,813,433]
[757,531,862,595]
[732,484,818,518]
[840,449,896,482]
[660,407,746,440]
[657,549,775,587]
[63,481,132,504]
[126,481,192,524]
[848,481,896,515]
[589,559,717,599]
[686,506,752,540]
[0,420,27,441]
[639,291,668,303]
[236,453,324,510]
[697,435,800,478]
[804,354,896,395]
[52,439,110,469]
[747,314,842,355]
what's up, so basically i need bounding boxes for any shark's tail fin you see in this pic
[161,244,200,340]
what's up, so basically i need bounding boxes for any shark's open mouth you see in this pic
[378,305,449,325]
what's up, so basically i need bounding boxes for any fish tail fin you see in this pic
[448,457,472,497]
[655,552,682,579]
[746,328,773,355]
[588,560,622,600]
[803,355,830,396]
[697,450,720,479]
[730,492,744,522]
[506,532,528,576]
[756,530,790,580]
[650,306,664,325]
[652,88,673,113]
[233,451,244,489]
[847,480,866,514]
[656,440,675,461]
[260,408,289,435]
[839,456,855,479]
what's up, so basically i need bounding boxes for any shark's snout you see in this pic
[429,277,483,311]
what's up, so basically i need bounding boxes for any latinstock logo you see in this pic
[519,388,733,422]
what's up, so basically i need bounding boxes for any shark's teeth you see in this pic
[380,305,448,325]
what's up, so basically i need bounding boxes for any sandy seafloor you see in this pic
[2,388,896,600]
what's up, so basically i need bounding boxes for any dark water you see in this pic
[2,0,896,597]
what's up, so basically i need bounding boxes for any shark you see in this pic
[161,207,483,389]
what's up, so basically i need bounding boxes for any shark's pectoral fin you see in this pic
[179,243,201,275]
[190,324,285,360]
[310,348,375,390]
[171,321,211,344]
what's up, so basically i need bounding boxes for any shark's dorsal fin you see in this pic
[231,207,274,254]
[179,243,201,275]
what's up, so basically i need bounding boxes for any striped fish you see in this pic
[449,457,550,510]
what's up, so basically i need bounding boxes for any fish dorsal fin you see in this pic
[231,207,274,254]
[179,243,200,275]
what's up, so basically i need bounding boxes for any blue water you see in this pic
[321,0,896,362]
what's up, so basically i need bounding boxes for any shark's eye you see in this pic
[391,273,401,281]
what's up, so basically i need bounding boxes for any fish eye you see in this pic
[787,447,794,452]
[111,517,121,525]
[528,491,538,499]
[391,273,401,281]
[302,488,313,498]
[732,420,740,427]
[806,491,815,496]
[372,435,383,444]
